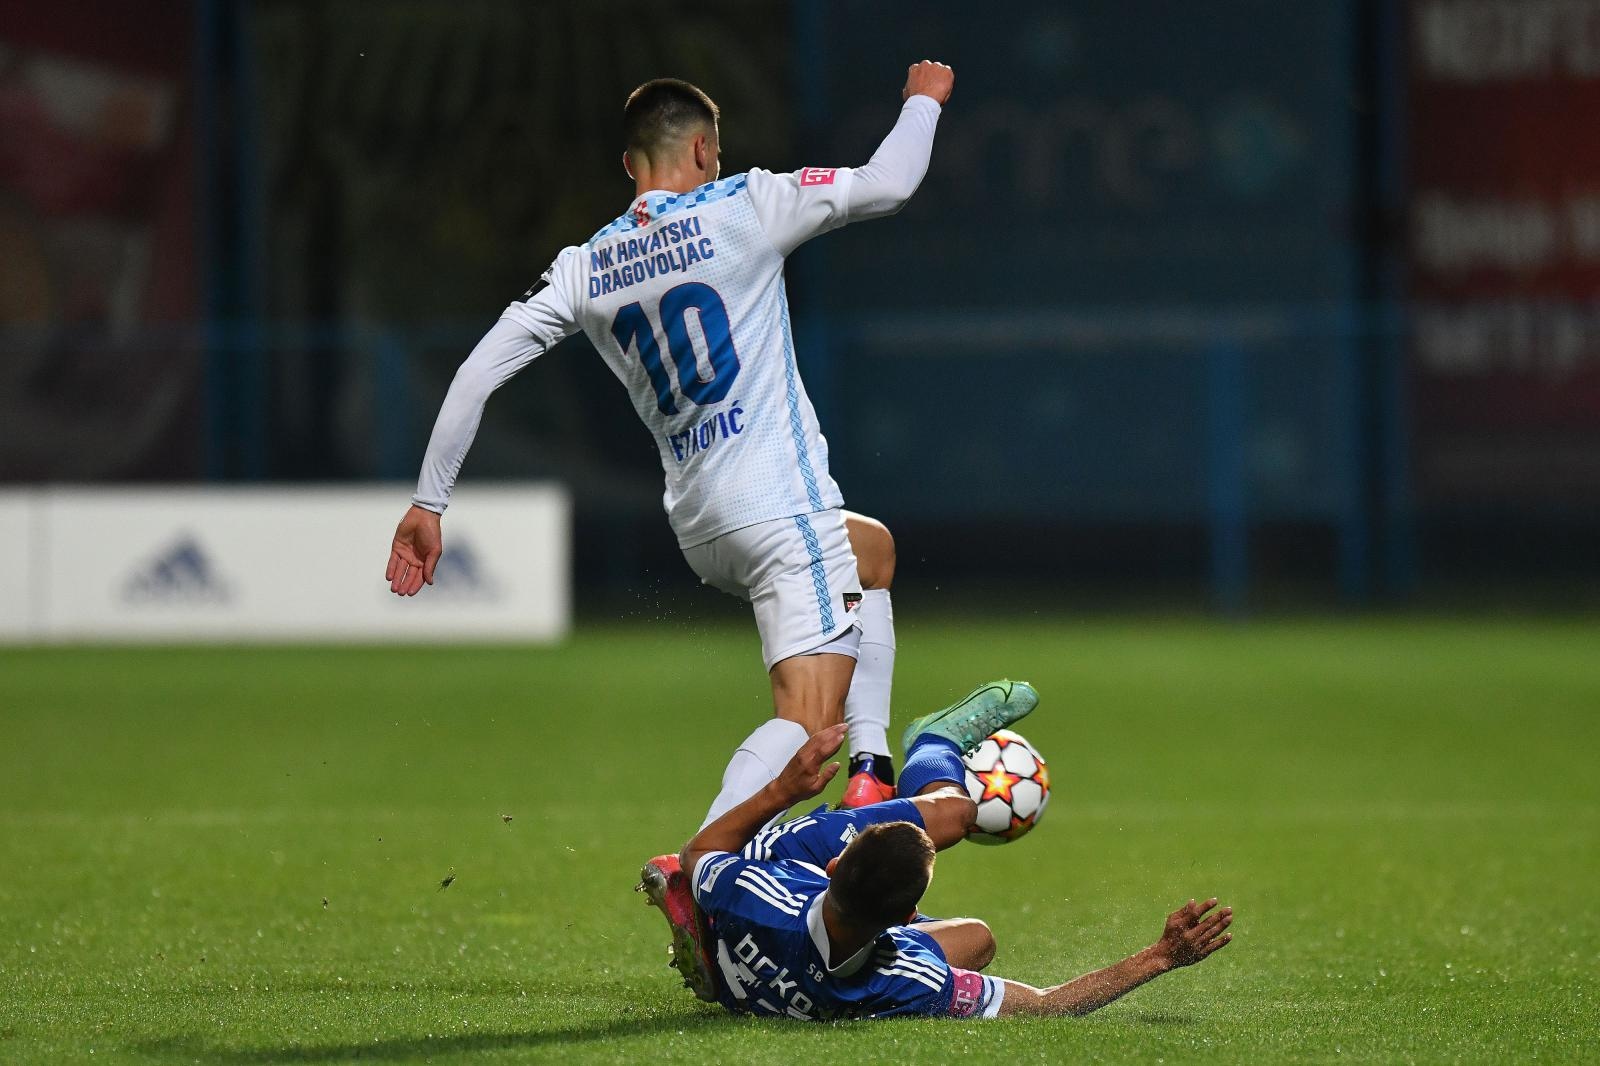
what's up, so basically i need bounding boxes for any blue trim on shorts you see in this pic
[794,514,834,634]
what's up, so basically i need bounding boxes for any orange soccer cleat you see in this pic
[839,770,896,808]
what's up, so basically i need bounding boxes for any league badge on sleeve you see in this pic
[521,255,561,300]
[799,167,837,186]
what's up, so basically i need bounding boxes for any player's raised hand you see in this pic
[387,505,443,596]
[1154,898,1233,969]
[903,60,954,106]
[775,722,848,803]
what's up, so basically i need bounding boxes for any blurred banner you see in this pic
[0,1,201,480]
[1409,0,1600,506]
[4,485,569,642]
[803,0,1360,526]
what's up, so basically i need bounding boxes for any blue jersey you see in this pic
[690,850,1003,1021]
[741,798,925,866]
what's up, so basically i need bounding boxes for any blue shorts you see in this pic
[739,799,925,868]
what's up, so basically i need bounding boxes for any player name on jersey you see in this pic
[588,216,716,297]
[667,404,746,462]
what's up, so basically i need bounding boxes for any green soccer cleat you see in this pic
[900,679,1039,758]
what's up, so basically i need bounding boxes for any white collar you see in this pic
[805,891,876,978]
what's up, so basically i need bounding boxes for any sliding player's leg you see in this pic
[741,677,1039,865]
[897,678,1040,846]
[841,511,898,807]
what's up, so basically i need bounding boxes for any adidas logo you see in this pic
[429,539,501,602]
[121,534,232,605]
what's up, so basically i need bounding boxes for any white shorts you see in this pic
[683,509,864,670]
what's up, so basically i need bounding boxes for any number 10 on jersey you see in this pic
[610,282,742,416]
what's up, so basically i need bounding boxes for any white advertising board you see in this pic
[6,485,568,643]
[0,491,36,638]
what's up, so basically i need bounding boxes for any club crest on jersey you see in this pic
[633,199,652,226]
[798,167,836,187]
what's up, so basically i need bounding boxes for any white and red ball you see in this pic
[962,729,1050,844]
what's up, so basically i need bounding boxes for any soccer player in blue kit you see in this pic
[388,63,959,823]
[642,687,1235,1020]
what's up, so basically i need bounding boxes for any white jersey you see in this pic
[412,95,942,548]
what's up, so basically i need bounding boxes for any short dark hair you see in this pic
[623,78,719,159]
[829,822,936,929]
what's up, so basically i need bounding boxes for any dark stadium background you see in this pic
[5,5,1600,1063]
[3,0,1597,611]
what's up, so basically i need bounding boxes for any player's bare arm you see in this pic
[997,897,1234,1017]
[681,722,847,872]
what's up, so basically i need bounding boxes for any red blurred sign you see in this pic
[0,0,199,479]
[1409,0,1600,501]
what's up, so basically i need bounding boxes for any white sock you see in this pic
[699,718,809,830]
[845,589,896,759]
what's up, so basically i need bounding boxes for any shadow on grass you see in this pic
[134,1014,726,1063]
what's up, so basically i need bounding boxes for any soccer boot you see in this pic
[839,753,896,809]
[900,679,1038,758]
[636,853,718,1002]
[839,770,896,808]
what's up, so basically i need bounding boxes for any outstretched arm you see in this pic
[385,317,547,596]
[997,898,1234,1017]
[842,61,953,222]
[746,61,953,256]
[387,255,578,596]
[681,723,847,874]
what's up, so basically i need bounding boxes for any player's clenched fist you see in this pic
[903,60,954,105]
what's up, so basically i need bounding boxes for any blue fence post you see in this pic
[1374,0,1417,599]
[1206,340,1249,615]
[1335,308,1371,603]
[374,331,413,481]
[231,0,268,479]
[1379,308,1416,597]
[194,0,227,479]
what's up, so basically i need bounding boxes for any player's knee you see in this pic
[845,513,896,590]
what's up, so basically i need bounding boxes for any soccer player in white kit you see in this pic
[386,62,954,827]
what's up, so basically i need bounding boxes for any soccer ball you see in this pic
[962,729,1050,844]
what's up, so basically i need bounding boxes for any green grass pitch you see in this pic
[3,617,1597,1064]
